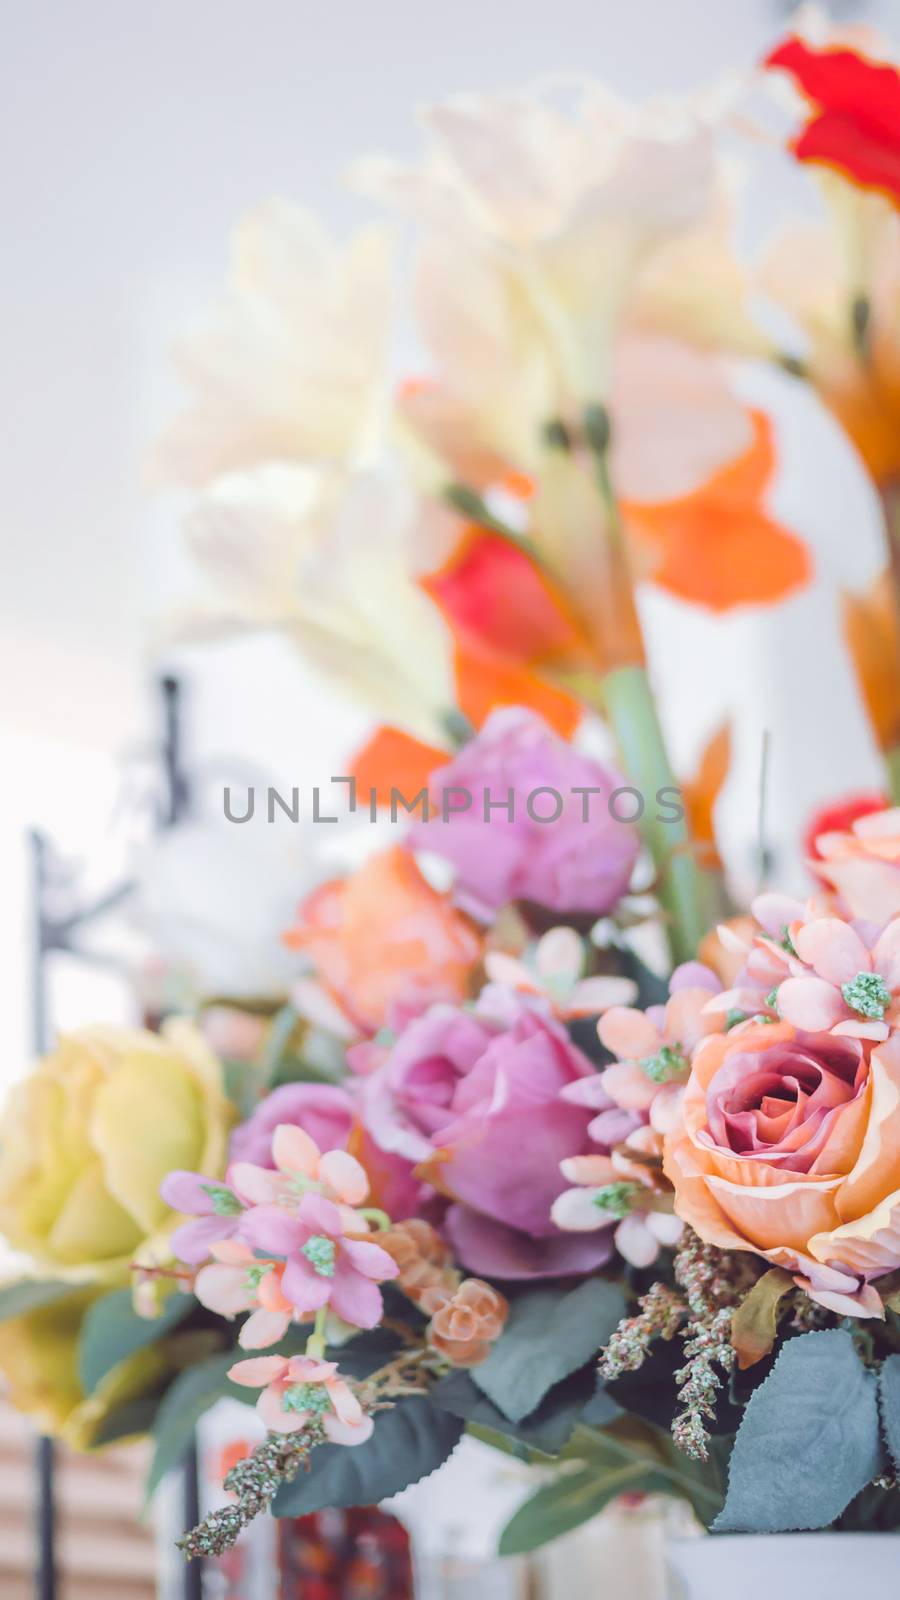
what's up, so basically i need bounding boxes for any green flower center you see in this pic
[764,987,780,1014]
[302,1235,337,1277]
[244,1264,271,1293]
[592,1182,643,1220]
[724,1009,746,1031]
[282,1382,331,1417]
[841,971,891,1019]
[640,1043,688,1084]
[201,1184,242,1217]
[780,926,797,957]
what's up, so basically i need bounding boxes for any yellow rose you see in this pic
[0,1288,199,1448]
[0,1021,234,1283]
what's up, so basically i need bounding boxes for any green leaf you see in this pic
[472,1279,626,1424]
[435,1365,617,1455]
[91,1396,165,1448]
[78,1290,195,1396]
[715,1330,885,1533]
[878,1353,900,1473]
[147,1353,253,1497]
[499,1462,672,1555]
[0,1279,75,1321]
[272,1395,463,1516]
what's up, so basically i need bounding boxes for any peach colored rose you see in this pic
[814,806,900,924]
[284,846,480,1035]
[664,1021,900,1317]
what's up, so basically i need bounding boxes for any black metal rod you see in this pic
[181,1437,203,1600]
[29,831,57,1600]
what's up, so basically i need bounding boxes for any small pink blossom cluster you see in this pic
[161,1126,399,1446]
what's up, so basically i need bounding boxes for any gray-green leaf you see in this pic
[78,1289,194,1395]
[878,1352,900,1473]
[273,1395,463,1516]
[147,1353,253,1497]
[0,1279,74,1321]
[716,1331,885,1533]
[472,1279,626,1424]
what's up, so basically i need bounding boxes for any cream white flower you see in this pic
[177,464,456,743]
[357,80,718,440]
[153,198,392,486]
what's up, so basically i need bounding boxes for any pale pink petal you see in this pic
[560,1075,613,1110]
[854,808,900,840]
[210,1238,254,1265]
[194,1264,251,1317]
[228,1162,280,1205]
[282,1254,334,1315]
[292,976,357,1040]
[328,1261,383,1328]
[319,1150,370,1206]
[567,976,638,1015]
[228,1355,289,1388]
[341,1237,399,1281]
[484,951,535,991]
[297,1191,344,1236]
[550,1187,610,1232]
[777,975,846,1031]
[597,1006,660,1060]
[559,1154,617,1186]
[615,1214,659,1268]
[601,1060,657,1112]
[794,918,870,986]
[795,1275,884,1320]
[327,1380,365,1425]
[873,919,900,989]
[239,1308,292,1349]
[535,927,584,982]
[258,1384,306,1433]
[273,1124,321,1179]
[647,1211,685,1246]
[322,1413,374,1446]
[751,893,805,939]
[649,1083,686,1135]
[831,1018,890,1040]
[241,1204,305,1256]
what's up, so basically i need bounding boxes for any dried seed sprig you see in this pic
[177,1424,325,1560]
[669,1235,754,1461]
[598,1282,687,1379]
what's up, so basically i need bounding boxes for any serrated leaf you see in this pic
[499,1462,671,1555]
[272,1395,463,1516]
[472,1279,626,1424]
[78,1289,195,1395]
[730,1268,793,1370]
[147,1353,253,1497]
[0,1279,75,1320]
[715,1331,885,1533]
[878,1353,900,1474]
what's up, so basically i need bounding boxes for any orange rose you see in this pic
[284,845,480,1034]
[664,1021,900,1317]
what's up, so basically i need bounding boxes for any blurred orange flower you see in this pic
[766,35,900,207]
[842,569,900,752]
[284,846,480,1034]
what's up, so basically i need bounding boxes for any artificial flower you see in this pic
[285,845,480,1036]
[842,573,900,756]
[194,1239,296,1349]
[419,1277,508,1366]
[152,199,390,486]
[765,32,900,206]
[813,805,900,922]
[775,914,900,1040]
[159,1170,247,1266]
[175,466,457,746]
[230,1083,356,1168]
[664,1021,900,1316]
[362,998,614,1278]
[408,707,639,922]
[484,926,637,1019]
[228,1354,373,1445]
[0,1022,233,1283]
[550,1151,683,1268]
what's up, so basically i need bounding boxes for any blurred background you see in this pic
[1,0,898,1591]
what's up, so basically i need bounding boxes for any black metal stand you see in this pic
[26,676,203,1600]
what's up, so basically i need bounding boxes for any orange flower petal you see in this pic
[350,725,449,809]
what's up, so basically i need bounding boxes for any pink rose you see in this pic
[408,707,639,921]
[360,1000,614,1278]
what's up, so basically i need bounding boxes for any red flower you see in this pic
[765,34,900,205]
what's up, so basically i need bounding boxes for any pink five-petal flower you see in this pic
[777,916,900,1041]
[229,1355,373,1445]
[550,1152,683,1267]
[159,1170,246,1265]
[246,1190,398,1332]
[194,1239,295,1350]
[230,1124,371,1216]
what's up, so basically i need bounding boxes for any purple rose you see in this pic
[359,1000,614,1278]
[408,707,640,921]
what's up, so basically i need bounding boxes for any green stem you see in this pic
[600,666,714,966]
[305,1306,329,1360]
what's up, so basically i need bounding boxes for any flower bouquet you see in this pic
[7,7,900,1584]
